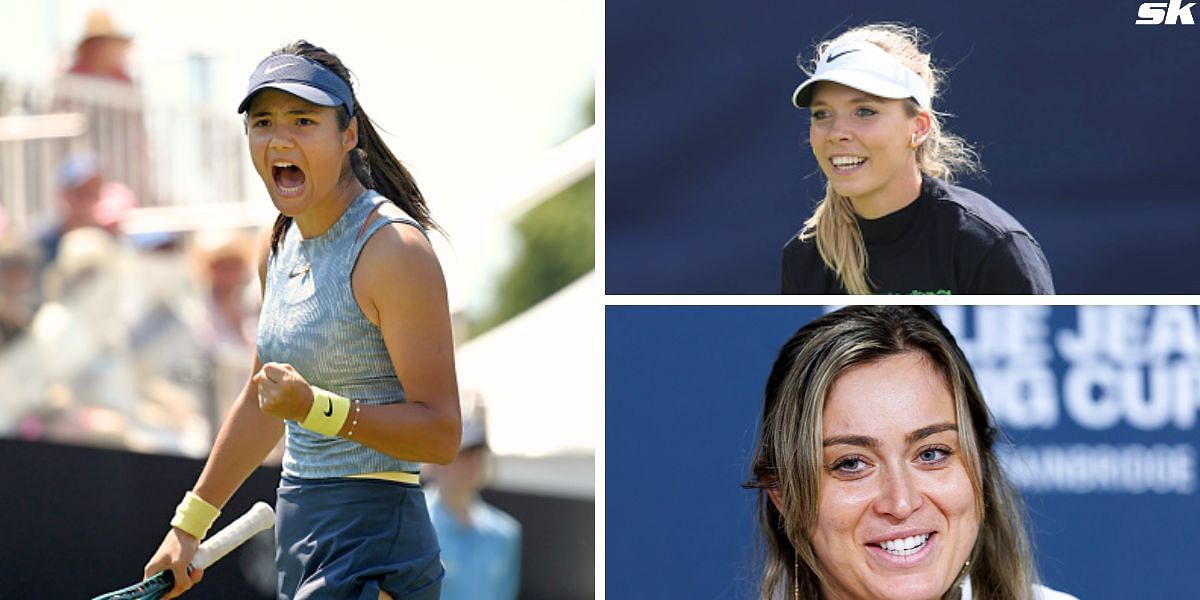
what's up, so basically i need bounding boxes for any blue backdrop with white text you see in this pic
[605,305,1199,598]
[606,1,1200,293]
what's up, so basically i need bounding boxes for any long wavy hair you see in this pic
[745,306,1035,599]
[798,24,980,294]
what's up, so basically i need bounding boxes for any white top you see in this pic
[962,576,1080,600]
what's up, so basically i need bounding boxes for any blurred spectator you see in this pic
[192,229,258,352]
[36,154,106,267]
[34,155,139,276]
[53,9,152,206]
[0,237,41,346]
[190,228,263,442]
[67,9,134,83]
[426,403,522,600]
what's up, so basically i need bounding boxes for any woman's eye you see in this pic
[855,107,877,117]
[831,456,868,475]
[297,118,314,126]
[252,119,270,128]
[917,447,951,464]
[810,110,829,120]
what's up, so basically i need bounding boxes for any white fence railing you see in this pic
[0,74,246,233]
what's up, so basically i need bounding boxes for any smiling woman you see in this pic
[745,306,1077,600]
[781,24,1054,295]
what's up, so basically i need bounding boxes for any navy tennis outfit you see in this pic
[781,175,1054,294]
[257,189,442,599]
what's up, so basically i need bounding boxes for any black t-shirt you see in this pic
[781,176,1054,295]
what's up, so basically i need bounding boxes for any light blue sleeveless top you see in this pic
[257,189,423,478]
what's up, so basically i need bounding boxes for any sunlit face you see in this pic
[812,351,979,600]
[94,37,130,72]
[246,89,357,217]
[808,82,928,211]
[78,37,130,73]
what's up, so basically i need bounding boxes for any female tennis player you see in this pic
[143,40,460,599]
[781,24,1054,295]
[746,306,1077,599]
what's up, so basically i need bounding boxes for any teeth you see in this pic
[273,161,303,193]
[878,534,929,556]
[831,156,866,168]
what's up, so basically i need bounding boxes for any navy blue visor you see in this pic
[237,54,354,115]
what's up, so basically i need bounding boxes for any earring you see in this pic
[910,132,920,150]
[794,551,800,600]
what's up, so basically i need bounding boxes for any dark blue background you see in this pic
[605,306,1199,599]
[606,1,1200,293]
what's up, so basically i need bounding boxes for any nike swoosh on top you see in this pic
[265,63,295,75]
[323,399,333,417]
[826,49,860,63]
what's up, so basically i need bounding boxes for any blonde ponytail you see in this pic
[802,189,870,294]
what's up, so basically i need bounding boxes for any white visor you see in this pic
[791,40,931,110]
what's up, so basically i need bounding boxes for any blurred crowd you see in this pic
[0,9,267,459]
[0,151,263,458]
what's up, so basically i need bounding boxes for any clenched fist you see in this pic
[253,362,314,422]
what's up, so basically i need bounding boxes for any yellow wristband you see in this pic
[302,386,351,436]
[170,491,221,541]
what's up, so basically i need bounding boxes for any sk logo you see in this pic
[1136,0,1197,24]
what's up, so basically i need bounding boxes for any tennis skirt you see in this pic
[276,475,443,600]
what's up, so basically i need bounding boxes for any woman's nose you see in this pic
[874,468,922,519]
[269,130,296,150]
[826,117,853,142]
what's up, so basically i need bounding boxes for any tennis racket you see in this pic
[91,501,275,600]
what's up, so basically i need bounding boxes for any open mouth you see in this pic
[272,161,307,195]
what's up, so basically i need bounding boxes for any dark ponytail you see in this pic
[264,40,438,253]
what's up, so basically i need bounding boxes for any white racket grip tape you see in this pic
[191,502,275,571]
